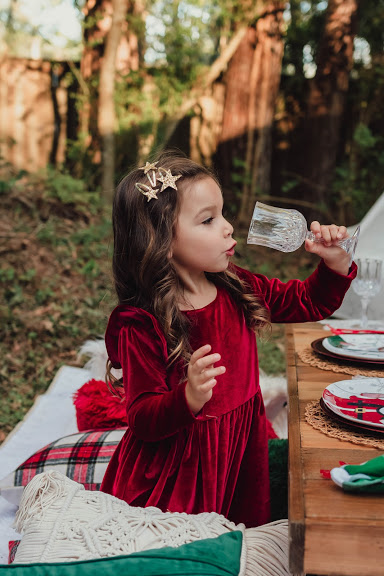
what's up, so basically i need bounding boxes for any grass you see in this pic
[0,171,114,442]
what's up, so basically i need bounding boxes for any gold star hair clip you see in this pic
[135,162,182,202]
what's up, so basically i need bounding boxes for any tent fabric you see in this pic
[336,192,384,322]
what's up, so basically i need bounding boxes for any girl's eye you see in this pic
[202,217,214,225]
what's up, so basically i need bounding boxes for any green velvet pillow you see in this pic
[0,532,242,576]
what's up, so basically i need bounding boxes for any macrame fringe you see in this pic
[13,471,290,576]
[13,471,79,534]
[244,520,290,576]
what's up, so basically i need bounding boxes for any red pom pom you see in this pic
[73,379,127,432]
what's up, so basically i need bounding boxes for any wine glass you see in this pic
[247,201,360,264]
[351,258,383,329]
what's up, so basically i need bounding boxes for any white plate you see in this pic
[322,334,384,361]
[322,378,384,429]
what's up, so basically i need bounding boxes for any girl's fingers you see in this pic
[201,366,226,381]
[199,379,217,393]
[311,223,349,243]
[310,220,321,238]
[320,225,332,244]
[327,224,338,241]
[194,353,222,371]
[336,225,347,240]
[190,344,212,364]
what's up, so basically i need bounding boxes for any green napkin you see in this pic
[330,454,384,493]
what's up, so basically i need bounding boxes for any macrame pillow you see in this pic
[13,471,290,576]
[0,428,126,506]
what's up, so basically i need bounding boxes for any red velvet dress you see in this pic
[101,261,356,527]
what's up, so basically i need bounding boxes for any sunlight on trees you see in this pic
[0,0,383,222]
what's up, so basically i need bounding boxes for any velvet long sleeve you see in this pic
[234,259,357,323]
[117,316,196,442]
[127,387,196,442]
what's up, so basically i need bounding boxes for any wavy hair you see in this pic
[106,151,270,391]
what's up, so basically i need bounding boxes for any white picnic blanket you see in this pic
[0,366,91,563]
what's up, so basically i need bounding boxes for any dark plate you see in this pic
[311,338,384,367]
[320,398,384,435]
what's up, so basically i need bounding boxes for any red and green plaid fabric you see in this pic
[13,428,126,489]
[8,540,20,564]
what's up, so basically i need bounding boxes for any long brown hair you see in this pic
[106,150,270,390]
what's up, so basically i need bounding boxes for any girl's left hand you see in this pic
[304,221,350,275]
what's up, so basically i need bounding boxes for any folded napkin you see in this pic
[330,454,384,493]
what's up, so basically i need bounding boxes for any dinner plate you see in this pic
[311,338,384,366]
[320,398,384,435]
[322,334,384,361]
[322,378,384,430]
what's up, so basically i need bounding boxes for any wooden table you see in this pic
[286,323,384,576]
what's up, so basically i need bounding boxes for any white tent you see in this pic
[335,192,384,322]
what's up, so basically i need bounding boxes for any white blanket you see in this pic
[0,366,91,563]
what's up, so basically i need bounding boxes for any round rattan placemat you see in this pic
[298,346,384,378]
[305,400,384,450]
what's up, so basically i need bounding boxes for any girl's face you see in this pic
[171,177,236,276]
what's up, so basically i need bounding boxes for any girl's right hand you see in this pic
[185,344,226,415]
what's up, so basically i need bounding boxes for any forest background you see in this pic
[0,0,383,441]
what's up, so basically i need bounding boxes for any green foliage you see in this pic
[332,122,384,222]
[0,170,113,440]
[43,168,100,214]
[258,331,285,376]
[354,123,377,149]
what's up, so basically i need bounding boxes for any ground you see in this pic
[0,172,316,443]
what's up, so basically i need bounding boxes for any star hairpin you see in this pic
[135,183,160,202]
[139,161,159,187]
[135,164,182,201]
[139,161,159,174]
[157,168,182,192]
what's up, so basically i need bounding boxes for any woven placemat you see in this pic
[298,347,384,377]
[305,400,384,450]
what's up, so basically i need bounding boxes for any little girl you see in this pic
[101,151,356,527]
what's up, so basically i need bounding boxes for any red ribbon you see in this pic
[325,324,384,335]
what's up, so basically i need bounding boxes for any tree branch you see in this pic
[162,26,248,146]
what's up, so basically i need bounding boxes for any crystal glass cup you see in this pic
[351,258,383,329]
[247,201,360,264]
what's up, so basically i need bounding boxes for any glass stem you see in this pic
[360,298,370,329]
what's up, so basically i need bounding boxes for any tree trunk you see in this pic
[302,0,358,212]
[216,2,285,225]
[217,26,256,198]
[80,0,140,167]
[239,2,285,225]
[80,0,112,152]
[98,0,130,201]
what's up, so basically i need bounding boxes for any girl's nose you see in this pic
[224,220,234,237]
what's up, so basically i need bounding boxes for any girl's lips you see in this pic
[225,242,237,257]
